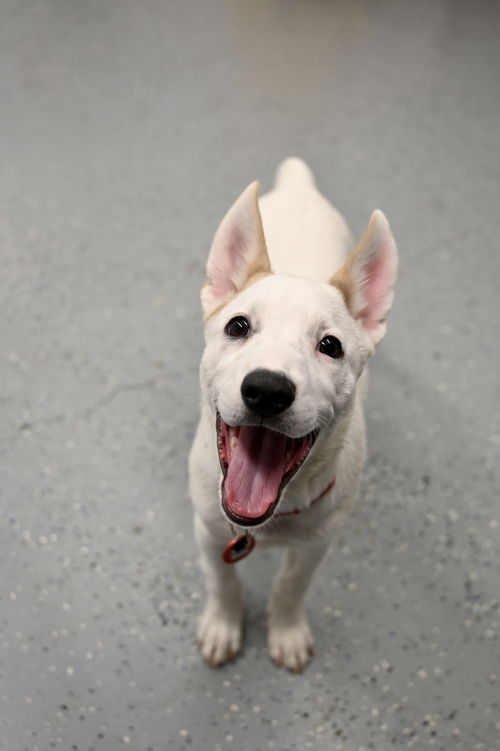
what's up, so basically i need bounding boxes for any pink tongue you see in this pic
[224,426,288,520]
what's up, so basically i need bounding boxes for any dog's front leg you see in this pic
[268,542,329,672]
[194,513,244,667]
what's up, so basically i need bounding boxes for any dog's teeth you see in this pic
[230,435,238,451]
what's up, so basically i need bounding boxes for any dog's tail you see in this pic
[274,157,315,188]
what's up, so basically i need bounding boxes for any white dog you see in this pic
[189,158,397,672]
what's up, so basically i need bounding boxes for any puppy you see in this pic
[189,157,397,672]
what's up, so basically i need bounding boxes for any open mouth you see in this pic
[216,413,318,527]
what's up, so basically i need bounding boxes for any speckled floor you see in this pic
[1,1,499,750]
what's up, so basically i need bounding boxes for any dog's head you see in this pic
[200,182,397,528]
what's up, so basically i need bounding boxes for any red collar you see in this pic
[222,476,336,564]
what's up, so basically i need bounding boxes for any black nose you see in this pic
[241,369,296,418]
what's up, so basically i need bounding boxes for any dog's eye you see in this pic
[225,316,250,338]
[318,335,343,359]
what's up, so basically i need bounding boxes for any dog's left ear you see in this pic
[332,210,398,347]
[201,181,271,318]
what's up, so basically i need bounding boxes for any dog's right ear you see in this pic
[331,210,397,347]
[201,182,271,318]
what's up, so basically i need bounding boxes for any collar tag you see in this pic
[222,534,256,564]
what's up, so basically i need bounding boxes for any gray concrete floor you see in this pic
[1,1,499,749]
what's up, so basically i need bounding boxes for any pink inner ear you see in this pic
[210,225,246,301]
[356,241,395,330]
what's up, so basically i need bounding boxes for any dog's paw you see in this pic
[197,608,243,667]
[268,616,315,673]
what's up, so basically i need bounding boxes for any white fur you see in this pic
[259,157,354,280]
[189,157,397,671]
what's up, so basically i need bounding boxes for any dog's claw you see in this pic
[271,648,284,669]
